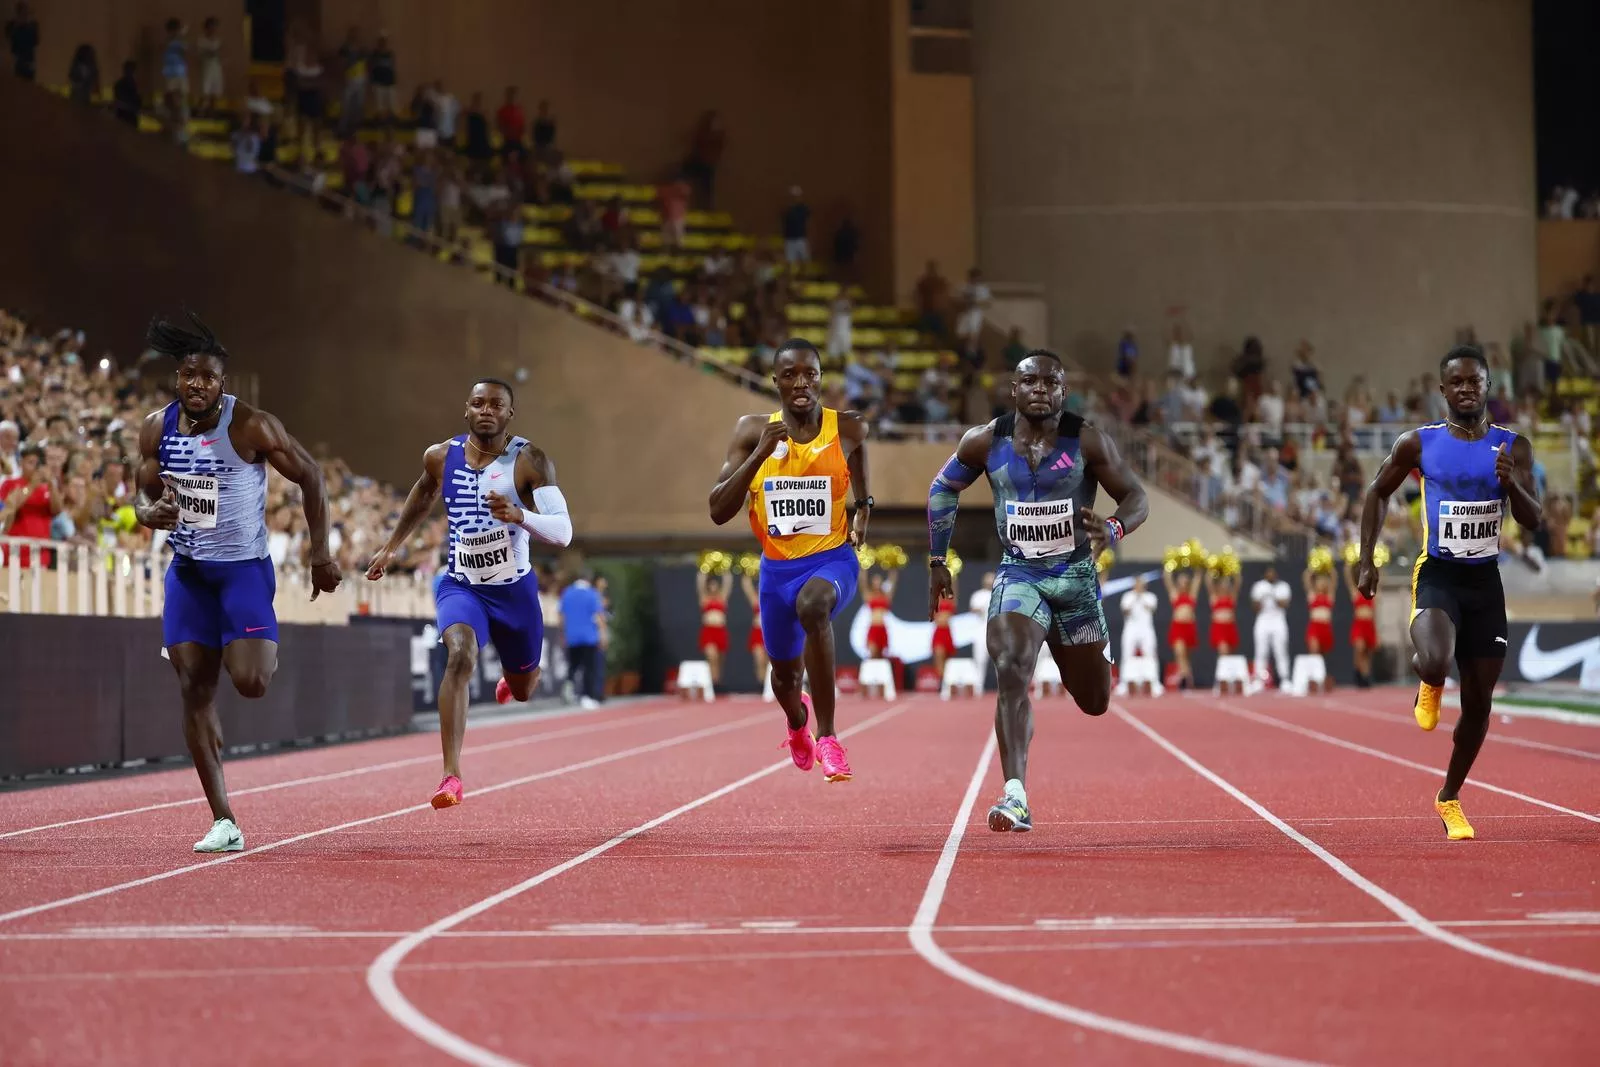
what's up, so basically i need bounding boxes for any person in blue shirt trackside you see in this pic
[560,573,605,708]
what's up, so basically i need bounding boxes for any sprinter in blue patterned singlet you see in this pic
[1357,345,1543,840]
[926,351,1150,832]
[367,379,572,809]
[133,313,342,854]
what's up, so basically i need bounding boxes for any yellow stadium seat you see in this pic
[522,227,562,247]
[630,208,662,227]
[568,160,626,178]
[188,141,234,161]
[137,115,162,133]
[187,118,230,137]
[686,210,734,229]
[785,305,829,324]
[396,189,414,216]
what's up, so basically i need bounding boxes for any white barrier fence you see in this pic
[0,537,434,622]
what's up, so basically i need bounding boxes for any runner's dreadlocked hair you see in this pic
[146,311,229,361]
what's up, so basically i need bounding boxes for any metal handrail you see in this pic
[262,165,776,396]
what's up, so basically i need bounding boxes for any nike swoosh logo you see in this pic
[200,438,220,447]
[245,626,271,634]
[1516,624,1600,682]
[489,472,503,480]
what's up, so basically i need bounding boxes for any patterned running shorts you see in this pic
[988,552,1108,647]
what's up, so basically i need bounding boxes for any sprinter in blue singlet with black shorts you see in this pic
[1357,344,1542,840]
[133,313,342,853]
[367,379,572,809]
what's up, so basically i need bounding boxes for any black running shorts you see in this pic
[1410,555,1508,660]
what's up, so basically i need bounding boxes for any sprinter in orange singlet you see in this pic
[709,340,872,782]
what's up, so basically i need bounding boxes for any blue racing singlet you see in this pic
[156,395,268,562]
[1416,422,1516,564]
[442,435,535,586]
[987,412,1098,574]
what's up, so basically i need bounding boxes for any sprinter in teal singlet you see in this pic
[927,351,1149,832]
[1356,344,1542,840]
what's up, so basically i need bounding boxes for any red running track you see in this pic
[1,688,1597,1065]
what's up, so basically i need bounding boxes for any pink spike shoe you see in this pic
[779,692,817,771]
[815,735,853,783]
[496,677,514,705]
[430,775,463,809]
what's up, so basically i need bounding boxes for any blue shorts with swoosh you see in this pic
[163,554,279,648]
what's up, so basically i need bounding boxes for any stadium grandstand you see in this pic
[1,1,1597,1064]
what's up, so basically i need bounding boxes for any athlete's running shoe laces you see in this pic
[431,775,464,809]
[987,794,1032,833]
[815,735,853,782]
[1434,793,1475,840]
[1414,682,1442,731]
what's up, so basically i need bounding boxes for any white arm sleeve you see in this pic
[518,486,573,546]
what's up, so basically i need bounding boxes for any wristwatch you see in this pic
[853,495,875,511]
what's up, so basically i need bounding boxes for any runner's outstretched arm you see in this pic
[927,425,991,618]
[1356,431,1419,597]
[709,415,788,525]
[487,445,571,545]
[367,443,446,579]
[1078,424,1149,553]
[240,408,340,598]
[1498,435,1542,531]
[840,410,872,546]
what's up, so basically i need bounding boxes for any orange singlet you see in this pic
[747,408,851,560]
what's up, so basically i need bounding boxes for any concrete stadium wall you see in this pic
[0,615,411,778]
[972,0,1537,395]
[1538,220,1600,306]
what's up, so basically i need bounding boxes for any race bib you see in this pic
[1436,500,1502,559]
[163,472,218,529]
[454,526,516,584]
[764,476,832,537]
[1004,500,1076,559]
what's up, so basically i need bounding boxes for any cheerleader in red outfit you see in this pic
[862,566,896,659]
[1163,568,1199,688]
[1303,566,1335,655]
[931,595,957,677]
[740,571,768,688]
[1343,559,1377,686]
[696,571,730,685]
[1205,569,1240,654]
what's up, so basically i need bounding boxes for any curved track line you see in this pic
[1311,696,1600,762]
[907,733,1330,1067]
[0,712,767,926]
[1194,699,1600,823]
[365,702,915,1067]
[0,706,681,840]
[1115,705,1600,987]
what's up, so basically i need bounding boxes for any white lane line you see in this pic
[6,915,1599,943]
[0,712,770,926]
[0,705,682,841]
[907,733,1327,1067]
[1193,698,1600,824]
[1311,696,1600,762]
[17,928,1600,986]
[1115,704,1600,987]
[365,701,915,1067]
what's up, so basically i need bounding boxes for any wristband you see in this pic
[928,556,947,568]
[1105,517,1125,546]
